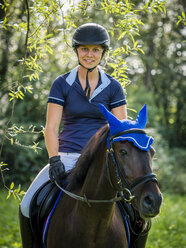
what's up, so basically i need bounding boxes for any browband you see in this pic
[109,128,147,142]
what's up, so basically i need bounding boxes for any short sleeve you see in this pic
[109,80,127,109]
[47,76,66,106]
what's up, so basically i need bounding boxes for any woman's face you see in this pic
[77,44,104,69]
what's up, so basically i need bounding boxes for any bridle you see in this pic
[55,128,157,206]
[105,128,157,203]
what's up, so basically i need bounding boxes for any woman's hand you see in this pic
[49,155,66,184]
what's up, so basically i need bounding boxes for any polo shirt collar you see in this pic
[65,66,111,102]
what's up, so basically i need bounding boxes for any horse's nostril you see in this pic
[143,195,154,208]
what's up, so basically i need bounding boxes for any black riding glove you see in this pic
[49,155,65,184]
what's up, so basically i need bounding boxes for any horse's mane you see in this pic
[67,124,110,191]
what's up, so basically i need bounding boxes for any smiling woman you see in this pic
[72,23,111,98]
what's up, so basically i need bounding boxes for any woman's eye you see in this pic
[81,48,88,52]
[119,149,127,156]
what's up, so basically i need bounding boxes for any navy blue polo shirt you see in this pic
[48,66,126,153]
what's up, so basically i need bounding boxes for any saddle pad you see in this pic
[42,190,63,247]
[30,181,60,243]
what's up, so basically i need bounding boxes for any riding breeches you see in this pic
[20,152,80,218]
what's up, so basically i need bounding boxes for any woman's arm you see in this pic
[111,104,127,120]
[45,103,63,158]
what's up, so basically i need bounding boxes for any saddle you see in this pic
[29,180,61,245]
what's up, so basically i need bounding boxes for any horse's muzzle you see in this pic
[140,190,163,219]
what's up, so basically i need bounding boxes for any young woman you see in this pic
[19,23,149,248]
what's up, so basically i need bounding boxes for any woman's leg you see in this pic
[20,152,80,218]
[20,164,50,217]
[59,152,81,171]
[19,164,49,248]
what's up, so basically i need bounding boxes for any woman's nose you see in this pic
[86,50,93,56]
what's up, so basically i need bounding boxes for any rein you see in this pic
[55,128,158,206]
[55,181,124,207]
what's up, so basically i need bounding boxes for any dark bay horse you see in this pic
[46,125,162,248]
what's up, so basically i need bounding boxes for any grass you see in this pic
[0,190,21,248]
[0,190,186,247]
[147,192,186,248]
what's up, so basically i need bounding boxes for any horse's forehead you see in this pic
[115,141,151,158]
[115,141,131,148]
[114,140,139,150]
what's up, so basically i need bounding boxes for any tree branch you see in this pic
[24,0,30,60]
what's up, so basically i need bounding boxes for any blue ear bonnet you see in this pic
[99,104,153,151]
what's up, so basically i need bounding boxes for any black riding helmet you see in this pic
[72,23,110,55]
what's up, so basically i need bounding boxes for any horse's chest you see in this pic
[47,213,128,248]
[69,213,127,248]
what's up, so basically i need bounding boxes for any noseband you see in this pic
[105,128,158,203]
[55,128,157,206]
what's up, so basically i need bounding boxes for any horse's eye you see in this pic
[119,149,127,156]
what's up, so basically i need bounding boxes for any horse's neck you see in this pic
[80,154,116,203]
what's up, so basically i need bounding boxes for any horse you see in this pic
[45,120,162,248]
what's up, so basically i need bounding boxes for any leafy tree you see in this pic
[128,0,186,147]
[0,0,167,193]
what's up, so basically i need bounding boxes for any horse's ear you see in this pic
[99,104,122,134]
[136,104,147,128]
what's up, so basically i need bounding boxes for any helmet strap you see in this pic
[78,63,97,100]
[84,66,98,99]
[84,71,91,99]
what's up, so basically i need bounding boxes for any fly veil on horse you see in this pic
[41,104,162,248]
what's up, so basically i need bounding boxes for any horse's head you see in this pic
[99,104,162,219]
[113,141,162,219]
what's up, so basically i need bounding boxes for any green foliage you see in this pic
[7,124,45,151]
[127,84,186,194]
[98,0,166,85]
[147,194,186,247]
[129,0,186,147]
[126,84,160,126]
[177,11,186,25]
[0,190,21,248]
[155,145,186,194]
[6,182,25,201]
